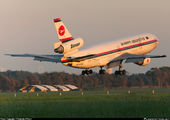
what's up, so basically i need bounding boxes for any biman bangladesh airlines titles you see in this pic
[6,18,166,75]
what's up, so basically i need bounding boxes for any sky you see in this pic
[0,0,170,74]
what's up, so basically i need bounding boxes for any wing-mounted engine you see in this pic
[54,38,84,55]
[134,58,151,66]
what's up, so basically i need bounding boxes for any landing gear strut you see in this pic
[82,69,93,75]
[99,66,106,74]
[114,63,126,76]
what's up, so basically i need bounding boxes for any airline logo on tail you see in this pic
[53,18,73,43]
[58,25,65,36]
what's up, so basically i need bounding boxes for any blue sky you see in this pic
[0,0,169,74]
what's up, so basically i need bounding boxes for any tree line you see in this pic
[0,66,170,92]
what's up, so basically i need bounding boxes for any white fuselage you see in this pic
[61,33,159,69]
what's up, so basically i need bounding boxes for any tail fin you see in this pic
[53,18,74,43]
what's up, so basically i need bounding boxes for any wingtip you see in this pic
[4,54,11,56]
[4,54,19,57]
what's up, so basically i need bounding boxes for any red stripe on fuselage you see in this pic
[97,39,157,56]
[61,59,68,62]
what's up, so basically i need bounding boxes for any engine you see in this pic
[54,38,84,54]
[134,58,151,66]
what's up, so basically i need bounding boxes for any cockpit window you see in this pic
[146,36,149,39]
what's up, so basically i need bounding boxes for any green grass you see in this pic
[0,88,170,118]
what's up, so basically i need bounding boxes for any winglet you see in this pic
[4,54,16,56]
[4,54,10,56]
[162,55,167,57]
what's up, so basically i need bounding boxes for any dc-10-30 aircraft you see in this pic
[6,18,166,75]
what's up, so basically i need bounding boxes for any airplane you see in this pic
[5,18,166,75]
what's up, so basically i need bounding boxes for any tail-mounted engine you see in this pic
[134,58,151,66]
[54,38,84,54]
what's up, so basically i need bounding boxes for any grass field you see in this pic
[0,88,170,118]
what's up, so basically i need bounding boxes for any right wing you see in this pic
[107,53,166,67]
[109,53,167,63]
[5,54,63,63]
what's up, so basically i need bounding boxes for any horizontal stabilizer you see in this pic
[5,54,63,63]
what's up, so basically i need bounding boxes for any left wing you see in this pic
[107,53,166,66]
[5,54,63,63]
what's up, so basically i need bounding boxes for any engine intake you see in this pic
[54,45,64,53]
[134,58,151,66]
[54,38,84,54]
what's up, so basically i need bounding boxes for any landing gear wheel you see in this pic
[81,69,93,75]
[115,71,119,75]
[99,66,106,74]
[115,69,126,76]
[122,70,126,75]
[82,70,86,75]
[89,70,93,74]
[99,69,106,74]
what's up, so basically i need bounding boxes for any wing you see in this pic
[5,54,63,63]
[107,53,166,67]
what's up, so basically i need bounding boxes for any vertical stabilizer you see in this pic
[53,18,74,43]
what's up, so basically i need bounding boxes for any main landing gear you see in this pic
[114,63,127,76]
[81,67,106,75]
[81,64,127,75]
[99,66,106,74]
[81,69,93,75]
